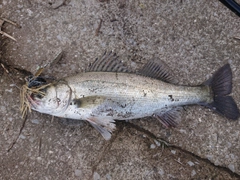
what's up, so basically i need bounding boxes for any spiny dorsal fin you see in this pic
[138,59,177,84]
[88,51,129,73]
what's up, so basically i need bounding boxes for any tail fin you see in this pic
[204,64,239,120]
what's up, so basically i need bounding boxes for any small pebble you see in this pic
[106,173,111,180]
[5,88,12,93]
[93,172,100,180]
[0,106,6,112]
[228,164,235,172]
[171,150,176,154]
[191,170,196,177]
[154,140,161,147]
[31,119,40,124]
[75,169,82,177]
[150,144,156,149]
[158,169,164,176]
[187,161,194,167]
[19,135,26,139]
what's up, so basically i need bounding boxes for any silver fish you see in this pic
[25,52,240,140]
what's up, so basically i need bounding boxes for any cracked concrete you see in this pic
[1,0,240,179]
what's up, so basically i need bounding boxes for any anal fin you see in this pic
[86,116,116,140]
[153,107,182,128]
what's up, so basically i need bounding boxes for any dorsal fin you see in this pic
[138,59,177,84]
[88,51,129,73]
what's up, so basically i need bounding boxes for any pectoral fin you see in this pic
[153,107,182,128]
[86,116,116,140]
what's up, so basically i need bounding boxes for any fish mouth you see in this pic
[26,93,41,109]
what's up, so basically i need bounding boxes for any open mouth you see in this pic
[26,93,41,109]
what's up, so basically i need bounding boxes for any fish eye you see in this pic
[32,93,44,99]
[36,94,43,99]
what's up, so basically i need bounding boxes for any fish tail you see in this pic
[204,64,239,120]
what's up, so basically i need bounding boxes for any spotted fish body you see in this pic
[27,52,240,140]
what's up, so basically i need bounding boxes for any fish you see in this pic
[22,51,240,140]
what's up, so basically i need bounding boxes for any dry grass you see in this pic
[20,68,51,118]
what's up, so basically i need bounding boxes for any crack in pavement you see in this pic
[121,121,240,179]
[89,125,123,180]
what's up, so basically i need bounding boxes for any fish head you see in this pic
[27,82,72,115]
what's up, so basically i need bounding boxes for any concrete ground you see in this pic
[1,0,240,179]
